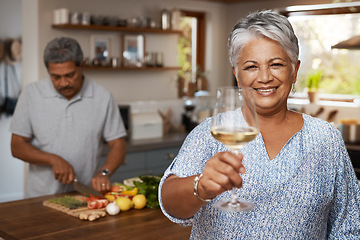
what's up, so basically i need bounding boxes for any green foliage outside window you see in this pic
[177,17,192,81]
[290,14,360,96]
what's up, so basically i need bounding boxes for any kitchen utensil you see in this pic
[326,109,338,123]
[73,179,104,197]
[310,106,324,118]
[43,195,106,220]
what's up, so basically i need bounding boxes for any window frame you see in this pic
[180,10,206,74]
[280,2,360,103]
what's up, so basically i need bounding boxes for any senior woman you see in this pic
[159,10,360,239]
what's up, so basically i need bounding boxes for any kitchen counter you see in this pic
[346,143,360,152]
[102,132,188,155]
[0,192,191,240]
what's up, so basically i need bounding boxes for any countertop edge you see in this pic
[102,132,188,155]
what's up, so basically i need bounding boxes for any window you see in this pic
[281,3,360,101]
[177,11,206,97]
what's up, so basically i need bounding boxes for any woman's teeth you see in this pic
[256,87,277,93]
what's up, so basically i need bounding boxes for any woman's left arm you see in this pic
[327,141,360,238]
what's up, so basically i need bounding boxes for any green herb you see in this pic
[133,175,161,209]
[49,195,87,209]
[306,69,322,92]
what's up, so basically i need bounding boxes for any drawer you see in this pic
[146,147,180,169]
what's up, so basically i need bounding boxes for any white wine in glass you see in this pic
[210,86,259,212]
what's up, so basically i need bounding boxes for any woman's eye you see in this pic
[244,65,257,70]
[270,63,285,68]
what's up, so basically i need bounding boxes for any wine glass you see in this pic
[210,86,259,212]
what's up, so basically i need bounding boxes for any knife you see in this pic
[73,178,104,197]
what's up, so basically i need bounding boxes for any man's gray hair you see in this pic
[43,37,83,68]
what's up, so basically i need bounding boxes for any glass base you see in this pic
[214,200,254,212]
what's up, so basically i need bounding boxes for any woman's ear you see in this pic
[232,67,237,78]
[293,60,301,84]
[232,67,241,86]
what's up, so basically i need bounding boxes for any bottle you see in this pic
[161,9,171,30]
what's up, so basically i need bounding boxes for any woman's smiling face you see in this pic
[235,37,300,116]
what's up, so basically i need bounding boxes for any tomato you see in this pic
[87,200,100,209]
[110,185,123,192]
[86,197,109,209]
[98,199,109,208]
[86,195,99,202]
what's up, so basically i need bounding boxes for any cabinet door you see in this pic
[348,149,360,179]
[110,152,147,182]
[146,147,180,176]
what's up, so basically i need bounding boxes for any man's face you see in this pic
[48,61,84,100]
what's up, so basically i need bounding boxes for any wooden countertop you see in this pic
[0,193,191,240]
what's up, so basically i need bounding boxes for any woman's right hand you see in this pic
[196,151,246,200]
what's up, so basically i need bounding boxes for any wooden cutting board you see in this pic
[43,195,106,219]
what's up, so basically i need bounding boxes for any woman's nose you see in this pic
[258,67,273,83]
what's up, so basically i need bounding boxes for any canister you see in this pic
[339,124,360,143]
[161,9,171,30]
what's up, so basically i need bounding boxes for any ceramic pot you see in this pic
[308,91,318,103]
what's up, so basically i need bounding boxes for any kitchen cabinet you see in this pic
[101,146,180,182]
[347,144,360,179]
[100,132,187,181]
[52,24,181,71]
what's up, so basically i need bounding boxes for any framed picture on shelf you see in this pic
[90,35,115,64]
[122,34,145,67]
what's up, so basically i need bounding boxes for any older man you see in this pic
[10,37,126,198]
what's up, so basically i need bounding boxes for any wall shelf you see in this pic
[84,65,181,71]
[52,24,183,35]
[52,24,181,72]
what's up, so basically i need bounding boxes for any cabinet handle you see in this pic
[164,153,175,160]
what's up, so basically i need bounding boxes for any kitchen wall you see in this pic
[23,0,233,102]
[1,0,335,202]
[24,0,333,101]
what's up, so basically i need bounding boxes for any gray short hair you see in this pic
[228,10,299,73]
[43,37,83,68]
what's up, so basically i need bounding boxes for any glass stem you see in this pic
[230,187,238,204]
[230,149,240,205]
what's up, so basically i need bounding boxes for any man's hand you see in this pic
[91,174,110,193]
[11,134,76,185]
[49,155,76,185]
